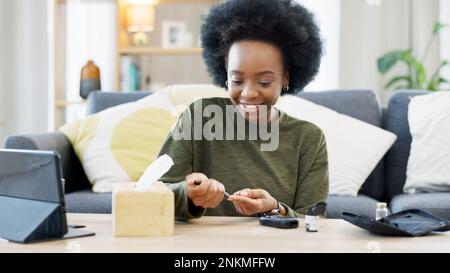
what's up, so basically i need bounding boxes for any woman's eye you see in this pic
[232,80,243,86]
[259,82,271,87]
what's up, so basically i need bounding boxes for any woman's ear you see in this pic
[283,71,290,89]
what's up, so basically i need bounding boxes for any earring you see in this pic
[225,81,228,87]
[283,85,290,92]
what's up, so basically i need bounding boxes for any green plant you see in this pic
[377,22,450,91]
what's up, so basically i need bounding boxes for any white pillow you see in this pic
[277,95,397,196]
[404,92,450,194]
[155,84,228,107]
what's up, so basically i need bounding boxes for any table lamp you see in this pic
[126,3,155,46]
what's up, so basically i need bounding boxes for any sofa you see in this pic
[4,89,450,220]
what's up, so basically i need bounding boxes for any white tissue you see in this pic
[135,154,174,190]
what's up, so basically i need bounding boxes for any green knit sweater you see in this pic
[158,97,329,220]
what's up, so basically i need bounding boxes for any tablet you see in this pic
[0,149,94,243]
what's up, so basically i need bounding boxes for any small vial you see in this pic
[305,202,326,232]
[305,215,319,232]
[375,202,389,220]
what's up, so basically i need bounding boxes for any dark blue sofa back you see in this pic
[87,91,151,114]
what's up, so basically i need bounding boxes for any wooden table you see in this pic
[1,214,449,253]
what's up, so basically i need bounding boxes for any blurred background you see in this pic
[0,0,449,145]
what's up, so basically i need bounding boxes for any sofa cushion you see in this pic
[65,190,111,214]
[383,90,428,200]
[298,90,384,200]
[278,95,396,196]
[389,193,450,220]
[404,92,450,193]
[326,195,379,219]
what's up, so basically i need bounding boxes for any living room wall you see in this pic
[0,0,446,146]
[440,0,450,88]
[0,0,48,146]
[339,0,439,105]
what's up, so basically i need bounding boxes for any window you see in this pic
[65,0,117,122]
[297,0,341,91]
[439,0,450,89]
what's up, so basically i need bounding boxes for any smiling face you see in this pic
[226,40,289,122]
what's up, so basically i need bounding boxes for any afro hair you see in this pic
[200,0,323,94]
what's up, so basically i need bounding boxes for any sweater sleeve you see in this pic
[157,107,206,220]
[284,129,329,218]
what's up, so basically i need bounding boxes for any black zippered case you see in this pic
[342,209,450,237]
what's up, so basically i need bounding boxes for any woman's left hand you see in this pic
[228,189,278,216]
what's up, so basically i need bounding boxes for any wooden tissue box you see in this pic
[112,182,174,237]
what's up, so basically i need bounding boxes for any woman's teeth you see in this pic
[242,103,266,110]
[243,104,259,109]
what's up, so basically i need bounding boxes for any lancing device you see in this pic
[193,180,231,199]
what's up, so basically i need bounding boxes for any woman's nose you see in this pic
[241,83,259,98]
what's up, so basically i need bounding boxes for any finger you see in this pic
[186,173,197,185]
[219,183,229,201]
[245,189,266,199]
[233,201,245,215]
[233,188,251,197]
[189,179,212,199]
[229,196,253,213]
[196,181,220,207]
[235,197,256,212]
[241,201,259,215]
[186,173,208,185]
[193,179,225,206]
[208,181,226,207]
[230,196,261,215]
[239,202,253,215]
[208,182,226,203]
[232,202,242,214]
[228,195,253,203]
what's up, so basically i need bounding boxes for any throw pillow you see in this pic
[404,92,450,193]
[277,95,397,196]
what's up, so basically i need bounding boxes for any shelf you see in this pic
[117,0,216,4]
[59,0,216,4]
[61,0,217,5]
[119,47,203,55]
[156,0,216,3]
[56,100,87,108]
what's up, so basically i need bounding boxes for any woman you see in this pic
[158,0,328,219]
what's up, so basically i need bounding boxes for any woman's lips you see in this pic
[242,104,259,109]
[240,102,266,111]
[238,103,272,120]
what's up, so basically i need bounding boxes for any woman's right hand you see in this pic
[186,172,226,209]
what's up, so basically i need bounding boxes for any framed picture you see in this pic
[161,21,187,48]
